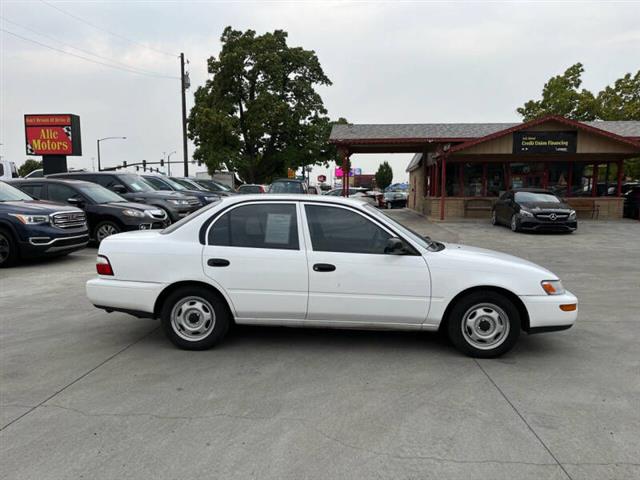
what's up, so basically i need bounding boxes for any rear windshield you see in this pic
[161,200,221,234]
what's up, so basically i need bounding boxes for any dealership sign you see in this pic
[24,114,82,156]
[513,131,577,154]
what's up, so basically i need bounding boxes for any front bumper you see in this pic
[121,216,170,231]
[519,216,577,232]
[520,290,578,332]
[86,278,165,315]
[20,233,89,257]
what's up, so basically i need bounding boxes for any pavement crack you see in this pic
[474,359,574,480]
[0,327,159,433]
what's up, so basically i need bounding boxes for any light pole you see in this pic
[166,151,177,176]
[97,136,126,171]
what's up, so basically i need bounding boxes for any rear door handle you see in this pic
[207,258,230,267]
[313,263,336,272]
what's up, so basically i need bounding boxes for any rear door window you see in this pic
[208,203,299,250]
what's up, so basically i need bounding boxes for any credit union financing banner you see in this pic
[24,114,82,156]
[513,131,577,154]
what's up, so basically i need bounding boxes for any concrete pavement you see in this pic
[1,213,639,480]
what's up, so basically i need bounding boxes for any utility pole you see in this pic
[180,53,189,177]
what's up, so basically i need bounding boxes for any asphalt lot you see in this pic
[1,211,639,480]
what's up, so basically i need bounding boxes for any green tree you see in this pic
[596,71,640,120]
[517,63,598,121]
[18,159,42,177]
[188,27,334,183]
[375,161,393,190]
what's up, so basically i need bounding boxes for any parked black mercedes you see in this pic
[9,179,170,244]
[0,181,89,267]
[491,188,577,233]
[141,174,218,206]
[49,172,201,222]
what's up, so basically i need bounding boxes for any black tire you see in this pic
[447,291,521,358]
[0,228,19,268]
[510,214,520,232]
[490,210,498,226]
[93,220,121,245]
[161,286,230,350]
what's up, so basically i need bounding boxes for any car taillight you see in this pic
[96,255,114,276]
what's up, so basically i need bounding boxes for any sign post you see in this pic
[24,114,82,175]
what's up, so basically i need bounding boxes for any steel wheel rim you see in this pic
[461,303,510,350]
[96,224,118,242]
[491,210,497,225]
[170,296,216,342]
[510,215,517,231]
[0,233,9,263]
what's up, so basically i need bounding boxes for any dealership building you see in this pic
[329,115,640,220]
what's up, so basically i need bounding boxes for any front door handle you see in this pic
[207,258,230,267]
[313,263,336,272]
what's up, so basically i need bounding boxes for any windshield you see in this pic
[76,184,125,204]
[365,204,444,252]
[515,192,561,203]
[199,179,232,192]
[0,181,33,201]
[270,181,304,193]
[119,174,154,192]
[172,178,205,191]
[146,176,187,191]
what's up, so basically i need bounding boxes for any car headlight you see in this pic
[122,209,145,217]
[168,199,190,206]
[519,209,534,217]
[541,280,565,295]
[9,213,50,225]
[569,210,576,219]
[146,209,165,218]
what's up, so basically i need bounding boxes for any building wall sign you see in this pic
[24,114,82,156]
[513,131,577,154]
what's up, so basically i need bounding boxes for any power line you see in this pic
[1,28,179,80]
[0,16,177,79]
[39,0,178,58]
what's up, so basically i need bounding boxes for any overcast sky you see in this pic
[2,1,639,183]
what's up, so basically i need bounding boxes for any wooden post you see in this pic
[616,160,624,196]
[338,147,349,197]
[482,163,488,197]
[592,163,599,197]
[567,162,573,197]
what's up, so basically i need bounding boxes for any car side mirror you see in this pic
[384,237,405,255]
[67,196,84,207]
[112,184,127,194]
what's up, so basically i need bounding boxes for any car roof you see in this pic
[272,178,304,183]
[219,193,368,207]
[11,178,95,186]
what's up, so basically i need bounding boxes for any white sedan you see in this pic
[87,195,577,357]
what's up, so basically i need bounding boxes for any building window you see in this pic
[486,163,506,197]
[547,162,570,197]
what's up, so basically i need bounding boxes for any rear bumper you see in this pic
[86,278,165,315]
[520,291,578,332]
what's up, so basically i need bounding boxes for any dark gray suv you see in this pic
[50,172,201,222]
